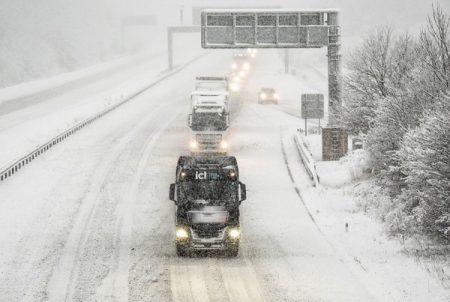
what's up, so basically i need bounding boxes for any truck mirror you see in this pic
[188,114,192,127]
[169,184,176,202]
[239,182,246,202]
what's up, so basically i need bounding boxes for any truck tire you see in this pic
[176,244,188,257]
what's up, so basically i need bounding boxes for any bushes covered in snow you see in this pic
[343,4,450,240]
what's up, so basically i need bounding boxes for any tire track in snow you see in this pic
[45,100,170,302]
[111,106,182,301]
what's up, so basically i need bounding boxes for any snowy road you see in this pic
[0,50,443,302]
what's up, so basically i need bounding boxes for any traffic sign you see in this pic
[201,9,337,48]
[301,94,324,119]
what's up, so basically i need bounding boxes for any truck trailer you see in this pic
[189,77,230,154]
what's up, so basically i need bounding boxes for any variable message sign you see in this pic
[201,9,337,48]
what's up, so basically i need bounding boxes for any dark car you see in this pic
[258,88,279,104]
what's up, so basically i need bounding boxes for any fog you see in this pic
[0,0,448,87]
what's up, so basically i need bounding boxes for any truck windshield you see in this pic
[179,181,237,203]
[191,112,227,131]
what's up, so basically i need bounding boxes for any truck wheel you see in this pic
[176,245,188,257]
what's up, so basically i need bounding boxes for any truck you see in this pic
[169,156,246,257]
[189,77,230,154]
[194,76,228,94]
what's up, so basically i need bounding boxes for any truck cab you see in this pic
[189,77,230,154]
[169,156,246,257]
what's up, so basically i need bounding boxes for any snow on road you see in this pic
[0,45,203,171]
[0,48,448,302]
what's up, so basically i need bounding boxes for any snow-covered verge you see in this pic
[0,47,205,172]
[0,0,124,88]
[299,133,450,299]
[0,53,154,105]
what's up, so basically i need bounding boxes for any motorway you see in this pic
[0,50,377,301]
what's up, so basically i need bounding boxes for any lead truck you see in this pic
[188,77,230,154]
[169,156,246,256]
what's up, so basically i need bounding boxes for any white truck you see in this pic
[188,77,230,154]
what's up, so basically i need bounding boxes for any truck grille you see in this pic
[196,134,222,150]
[192,227,225,239]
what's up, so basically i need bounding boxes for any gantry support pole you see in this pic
[326,12,341,126]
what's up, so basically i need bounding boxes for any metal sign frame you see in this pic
[199,8,341,126]
[201,9,337,48]
[167,26,201,70]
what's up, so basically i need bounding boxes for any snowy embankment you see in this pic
[249,50,450,300]
[0,44,204,173]
[297,134,450,301]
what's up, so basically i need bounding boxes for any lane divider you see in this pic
[0,52,207,183]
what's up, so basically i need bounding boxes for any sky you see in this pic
[123,0,450,49]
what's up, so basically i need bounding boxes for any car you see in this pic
[258,88,279,104]
[231,53,251,71]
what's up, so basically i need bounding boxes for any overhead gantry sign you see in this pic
[200,9,340,116]
[200,9,346,160]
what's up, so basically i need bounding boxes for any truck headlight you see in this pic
[220,141,228,149]
[228,228,240,239]
[176,228,189,239]
[260,93,266,100]
[239,70,246,77]
[273,93,279,99]
[189,140,198,149]
[243,62,250,70]
[232,63,238,70]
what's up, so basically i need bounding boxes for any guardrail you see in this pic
[294,130,320,187]
[0,53,206,183]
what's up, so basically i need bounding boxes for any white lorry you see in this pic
[188,77,230,154]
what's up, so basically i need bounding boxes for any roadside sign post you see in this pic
[301,93,324,136]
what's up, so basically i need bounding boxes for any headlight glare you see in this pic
[230,83,240,92]
[176,228,189,239]
[189,140,198,149]
[228,228,240,239]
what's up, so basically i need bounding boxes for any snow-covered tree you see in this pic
[395,93,450,238]
[341,28,418,134]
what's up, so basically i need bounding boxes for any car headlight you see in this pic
[220,141,228,149]
[260,93,266,100]
[239,70,246,77]
[232,63,238,70]
[273,93,279,99]
[176,228,189,239]
[243,62,250,70]
[228,228,240,239]
[189,140,198,149]
[230,83,240,92]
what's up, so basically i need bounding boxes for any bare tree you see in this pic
[342,28,418,134]
[418,3,450,94]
